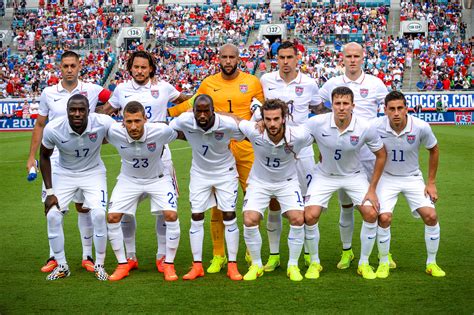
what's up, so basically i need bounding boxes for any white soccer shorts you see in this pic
[296,156,316,197]
[338,158,374,205]
[189,171,239,213]
[108,174,178,216]
[377,173,435,218]
[243,179,304,216]
[306,169,369,208]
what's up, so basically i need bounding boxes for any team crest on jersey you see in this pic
[284,144,294,154]
[79,91,88,97]
[407,135,416,144]
[147,142,157,152]
[360,88,369,98]
[214,131,224,141]
[88,132,98,142]
[151,90,160,98]
[239,84,248,93]
[295,86,304,96]
[350,135,359,146]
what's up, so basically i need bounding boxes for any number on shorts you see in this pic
[202,145,209,156]
[132,158,149,168]
[100,189,107,208]
[334,149,342,160]
[167,192,176,207]
[75,148,90,157]
[306,174,312,188]
[230,189,238,209]
[391,150,405,162]
[265,157,280,168]
[145,106,152,119]
[295,191,304,207]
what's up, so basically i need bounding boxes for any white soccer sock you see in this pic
[165,219,180,263]
[107,222,127,264]
[156,213,167,259]
[304,223,320,263]
[244,225,262,267]
[47,210,66,265]
[121,214,136,259]
[90,209,107,265]
[377,226,391,264]
[189,219,204,262]
[266,210,282,255]
[425,223,440,265]
[359,221,377,265]
[339,206,354,250]
[77,212,93,260]
[224,218,239,262]
[287,225,304,267]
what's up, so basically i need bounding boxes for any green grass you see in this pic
[0,126,473,314]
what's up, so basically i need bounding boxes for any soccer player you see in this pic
[259,40,321,271]
[373,91,445,278]
[236,99,312,281]
[317,42,391,270]
[27,50,111,274]
[99,51,190,274]
[169,94,244,281]
[169,43,264,274]
[106,101,182,281]
[304,87,387,280]
[39,94,114,281]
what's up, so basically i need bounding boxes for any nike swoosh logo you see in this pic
[213,89,221,92]
[339,223,351,228]
[187,131,195,134]
[84,235,93,239]
[368,235,376,239]
[381,136,388,138]
[288,237,299,241]
[255,142,263,146]
[53,98,61,102]
[227,227,238,233]
[61,140,69,143]
[124,95,133,98]
[379,238,389,243]
[322,134,330,137]
[267,228,277,232]
[169,236,179,240]
[190,230,199,234]
[120,145,128,149]
[268,87,277,90]
[430,237,440,240]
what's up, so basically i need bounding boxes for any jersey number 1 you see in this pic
[227,100,233,113]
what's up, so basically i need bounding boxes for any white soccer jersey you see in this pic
[42,113,114,175]
[106,122,178,180]
[373,115,437,176]
[260,71,321,158]
[239,120,313,183]
[39,80,104,121]
[305,113,384,176]
[109,79,180,122]
[169,112,244,176]
[319,73,388,120]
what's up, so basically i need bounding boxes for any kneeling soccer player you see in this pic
[374,91,445,278]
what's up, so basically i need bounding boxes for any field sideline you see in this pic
[0,125,473,314]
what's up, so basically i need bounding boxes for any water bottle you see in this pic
[27,159,38,182]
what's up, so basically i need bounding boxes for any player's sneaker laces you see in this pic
[82,256,95,272]
[426,263,446,277]
[337,249,355,269]
[305,262,323,279]
[46,264,70,281]
[227,262,242,281]
[287,265,303,281]
[94,264,109,281]
[243,264,264,281]
[304,253,311,267]
[41,256,58,273]
[109,264,129,281]
[127,258,138,271]
[376,262,390,279]
[156,256,165,273]
[163,263,178,281]
[264,254,280,272]
[207,255,227,273]
[183,262,204,280]
[357,263,376,280]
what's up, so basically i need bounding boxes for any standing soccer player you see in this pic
[27,50,111,274]
[169,94,244,281]
[304,87,387,280]
[100,51,190,273]
[236,99,313,281]
[106,102,182,281]
[374,91,445,278]
[259,40,321,271]
[317,42,391,270]
[169,44,264,274]
[40,94,114,281]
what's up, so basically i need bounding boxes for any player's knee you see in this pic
[364,208,378,223]
[163,211,177,222]
[222,211,236,221]
[243,214,259,227]
[107,213,122,224]
[421,209,438,226]
[378,213,392,228]
[304,207,320,225]
[191,212,205,221]
[288,214,304,226]
[75,203,89,213]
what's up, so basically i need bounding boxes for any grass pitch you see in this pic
[0,125,473,314]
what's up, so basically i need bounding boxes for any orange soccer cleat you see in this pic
[127,258,139,271]
[227,262,242,281]
[82,256,95,272]
[163,263,178,281]
[41,257,58,273]
[156,256,165,273]
[109,264,130,281]
[183,262,204,280]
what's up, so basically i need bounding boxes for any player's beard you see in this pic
[220,63,238,76]
[133,73,150,85]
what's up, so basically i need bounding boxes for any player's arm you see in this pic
[310,102,332,115]
[425,144,439,203]
[217,111,243,123]
[96,101,119,115]
[168,95,195,117]
[363,146,387,211]
[39,143,58,214]
[27,114,48,171]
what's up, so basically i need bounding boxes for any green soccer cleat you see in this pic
[245,251,252,267]
[426,263,446,277]
[376,262,390,279]
[337,249,355,269]
[287,265,303,281]
[305,262,323,280]
[207,255,227,274]
[357,263,376,280]
[264,254,280,272]
[243,264,264,281]
[304,253,311,267]
[388,253,397,269]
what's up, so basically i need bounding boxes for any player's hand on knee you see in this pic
[44,195,59,215]
[362,190,380,212]
[425,183,438,204]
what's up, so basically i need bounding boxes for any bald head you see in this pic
[219,44,239,57]
[342,42,363,55]
[342,42,364,79]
